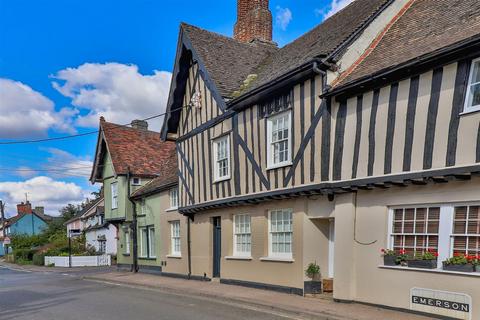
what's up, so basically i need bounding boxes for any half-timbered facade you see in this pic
[162,0,480,318]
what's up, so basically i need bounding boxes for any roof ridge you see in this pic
[101,120,161,135]
[181,22,278,50]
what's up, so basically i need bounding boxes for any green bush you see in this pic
[32,253,45,266]
[14,248,35,262]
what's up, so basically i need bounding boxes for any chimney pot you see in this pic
[234,0,273,44]
[131,119,149,131]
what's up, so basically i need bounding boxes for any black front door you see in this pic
[212,217,221,278]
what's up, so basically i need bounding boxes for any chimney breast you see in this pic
[131,119,148,131]
[17,201,32,215]
[234,0,273,44]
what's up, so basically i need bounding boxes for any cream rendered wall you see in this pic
[188,198,329,290]
[333,177,480,318]
[159,189,189,275]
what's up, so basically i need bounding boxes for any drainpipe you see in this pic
[313,61,329,95]
[187,214,192,279]
[127,167,138,273]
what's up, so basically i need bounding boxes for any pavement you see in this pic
[0,261,436,320]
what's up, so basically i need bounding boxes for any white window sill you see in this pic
[379,265,480,277]
[166,254,182,259]
[165,208,178,212]
[266,162,292,171]
[459,107,480,116]
[225,256,252,261]
[259,256,294,263]
[214,176,231,183]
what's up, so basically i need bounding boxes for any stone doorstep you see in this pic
[84,272,432,320]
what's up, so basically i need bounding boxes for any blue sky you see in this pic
[0,0,351,215]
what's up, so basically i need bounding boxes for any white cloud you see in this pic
[315,0,355,20]
[0,78,77,139]
[0,176,87,216]
[275,6,292,31]
[52,62,172,132]
[15,166,37,179]
[43,148,93,179]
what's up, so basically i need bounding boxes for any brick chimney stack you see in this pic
[234,0,273,44]
[17,201,32,215]
[131,119,148,131]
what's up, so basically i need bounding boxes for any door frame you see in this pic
[212,217,221,278]
[328,219,335,279]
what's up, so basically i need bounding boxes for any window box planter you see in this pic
[383,255,397,266]
[407,259,437,269]
[443,263,475,272]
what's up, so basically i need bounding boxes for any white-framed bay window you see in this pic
[169,187,178,209]
[170,221,181,256]
[111,182,118,209]
[388,202,480,269]
[268,209,293,259]
[464,57,480,113]
[233,214,251,257]
[213,135,230,182]
[267,111,292,169]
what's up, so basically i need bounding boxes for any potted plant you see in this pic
[397,249,409,266]
[474,256,480,272]
[381,248,397,266]
[304,262,322,294]
[407,249,438,269]
[443,253,475,272]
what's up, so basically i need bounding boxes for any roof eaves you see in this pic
[326,34,480,100]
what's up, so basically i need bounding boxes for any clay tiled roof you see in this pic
[182,0,389,98]
[182,23,278,98]
[337,0,480,86]
[131,150,178,199]
[245,0,390,94]
[100,120,176,177]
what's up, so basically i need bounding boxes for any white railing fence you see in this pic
[44,255,111,267]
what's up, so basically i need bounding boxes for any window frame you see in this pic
[131,177,141,186]
[170,220,181,256]
[268,208,293,259]
[388,202,480,269]
[233,214,252,257]
[212,134,231,182]
[169,187,179,210]
[139,226,148,258]
[266,111,292,170]
[450,204,480,257]
[148,227,156,258]
[463,57,480,114]
[138,225,155,259]
[124,231,130,255]
[140,198,147,215]
[111,182,118,210]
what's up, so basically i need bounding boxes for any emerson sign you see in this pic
[411,288,472,320]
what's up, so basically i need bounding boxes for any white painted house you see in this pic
[82,198,117,255]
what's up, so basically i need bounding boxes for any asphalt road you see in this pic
[0,266,302,320]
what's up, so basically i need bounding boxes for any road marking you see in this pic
[85,279,310,320]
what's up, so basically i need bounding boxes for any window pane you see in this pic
[390,207,439,255]
[472,61,480,83]
[149,228,155,257]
